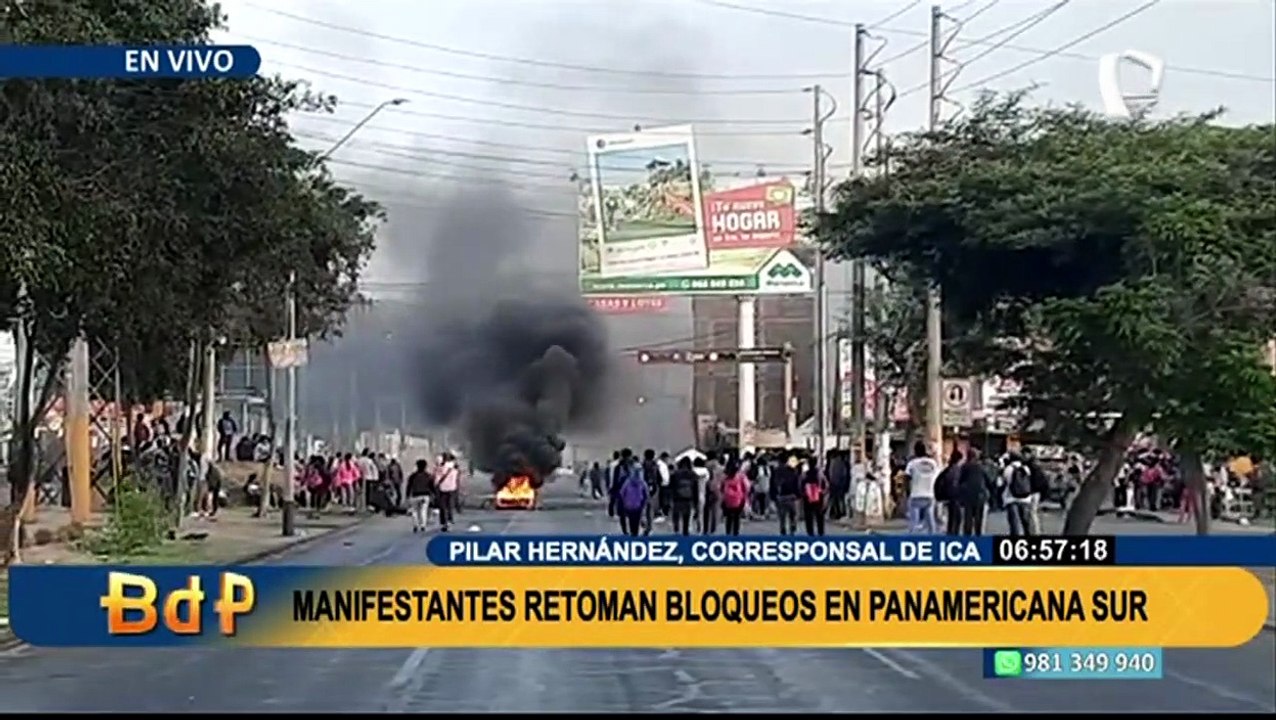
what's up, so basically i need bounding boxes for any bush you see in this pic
[81,477,169,557]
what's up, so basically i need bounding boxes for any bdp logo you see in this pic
[768,262,803,279]
[100,571,256,636]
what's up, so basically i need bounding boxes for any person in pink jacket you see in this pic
[334,453,360,508]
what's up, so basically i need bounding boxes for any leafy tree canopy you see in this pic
[1,0,381,405]
[816,92,1276,532]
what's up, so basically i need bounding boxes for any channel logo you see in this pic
[99,571,256,636]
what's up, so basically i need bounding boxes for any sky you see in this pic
[210,0,1276,450]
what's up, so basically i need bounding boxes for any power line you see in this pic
[961,0,1000,24]
[324,157,577,193]
[297,99,819,138]
[898,2,1069,98]
[242,3,843,81]
[235,35,803,96]
[294,123,838,173]
[269,61,813,126]
[245,2,1274,86]
[869,1,922,28]
[949,1,1070,73]
[952,0,1162,92]
[295,130,817,177]
[692,0,922,30]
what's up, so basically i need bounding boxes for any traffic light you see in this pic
[634,346,792,364]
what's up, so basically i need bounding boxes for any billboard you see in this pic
[579,125,812,296]
[586,296,669,314]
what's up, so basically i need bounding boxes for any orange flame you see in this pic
[495,475,536,509]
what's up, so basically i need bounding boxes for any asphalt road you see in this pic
[0,482,1271,713]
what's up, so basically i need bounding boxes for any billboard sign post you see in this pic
[579,125,811,296]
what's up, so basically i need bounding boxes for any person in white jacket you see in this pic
[434,453,461,532]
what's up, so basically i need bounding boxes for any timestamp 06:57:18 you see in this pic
[992,536,1116,566]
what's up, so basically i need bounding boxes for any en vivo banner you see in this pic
[578,125,812,297]
[586,296,669,314]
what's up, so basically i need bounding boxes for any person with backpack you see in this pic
[800,459,828,536]
[958,448,994,536]
[771,452,802,535]
[935,450,963,535]
[617,459,650,536]
[668,457,699,536]
[700,455,720,535]
[1001,453,1035,536]
[719,458,750,536]
[1023,450,1051,533]
[640,449,662,534]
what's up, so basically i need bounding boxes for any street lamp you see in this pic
[281,98,407,537]
[318,97,409,161]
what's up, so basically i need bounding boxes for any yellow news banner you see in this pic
[248,567,1269,649]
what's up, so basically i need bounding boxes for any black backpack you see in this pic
[935,466,954,502]
[1009,464,1033,499]
[673,471,696,501]
[1029,464,1050,496]
[642,459,660,489]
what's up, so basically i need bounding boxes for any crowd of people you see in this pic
[572,442,1075,539]
[585,448,832,537]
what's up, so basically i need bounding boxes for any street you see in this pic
[0,480,1271,713]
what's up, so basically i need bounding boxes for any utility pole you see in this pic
[282,271,298,537]
[65,337,90,524]
[810,85,830,462]
[850,24,869,464]
[925,4,946,455]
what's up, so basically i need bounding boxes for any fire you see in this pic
[495,475,536,510]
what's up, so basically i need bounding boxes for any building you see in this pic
[690,295,815,447]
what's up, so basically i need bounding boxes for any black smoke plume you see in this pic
[415,294,610,490]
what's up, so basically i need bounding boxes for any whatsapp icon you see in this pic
[993,650,1024,677]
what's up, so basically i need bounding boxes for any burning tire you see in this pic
[495,475,536,510]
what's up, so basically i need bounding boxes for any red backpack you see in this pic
[803,479,824,504]
[721,473,748,509]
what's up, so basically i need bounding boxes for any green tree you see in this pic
[1,0,383,555]
[816,92,1276,535]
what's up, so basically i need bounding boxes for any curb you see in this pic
[0,515,372,653]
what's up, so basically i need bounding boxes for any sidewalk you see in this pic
[0,505,366,648]
[857,509,1276,631]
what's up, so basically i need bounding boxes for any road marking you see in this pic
[1164,667,1276,712]
[384,511,520,700]
[861,648,921,679]
[877,648,1013,712]
[389,648,431,690]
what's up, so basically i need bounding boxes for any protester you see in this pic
[406,459,435,533]
[958,448,993,536]
[935,450,964,535]
[720,458,749,537]
[771,453,801,536]
[641,449,662,534]
[699,455,720,535]
[588,461,605,499]
[904,441,939,534]
[434,453,460,532]
[668,457,699,536]
[215,411,237,462]
[616,457,649,537]
[800,458,827,537]
[1001,452,1034,536]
